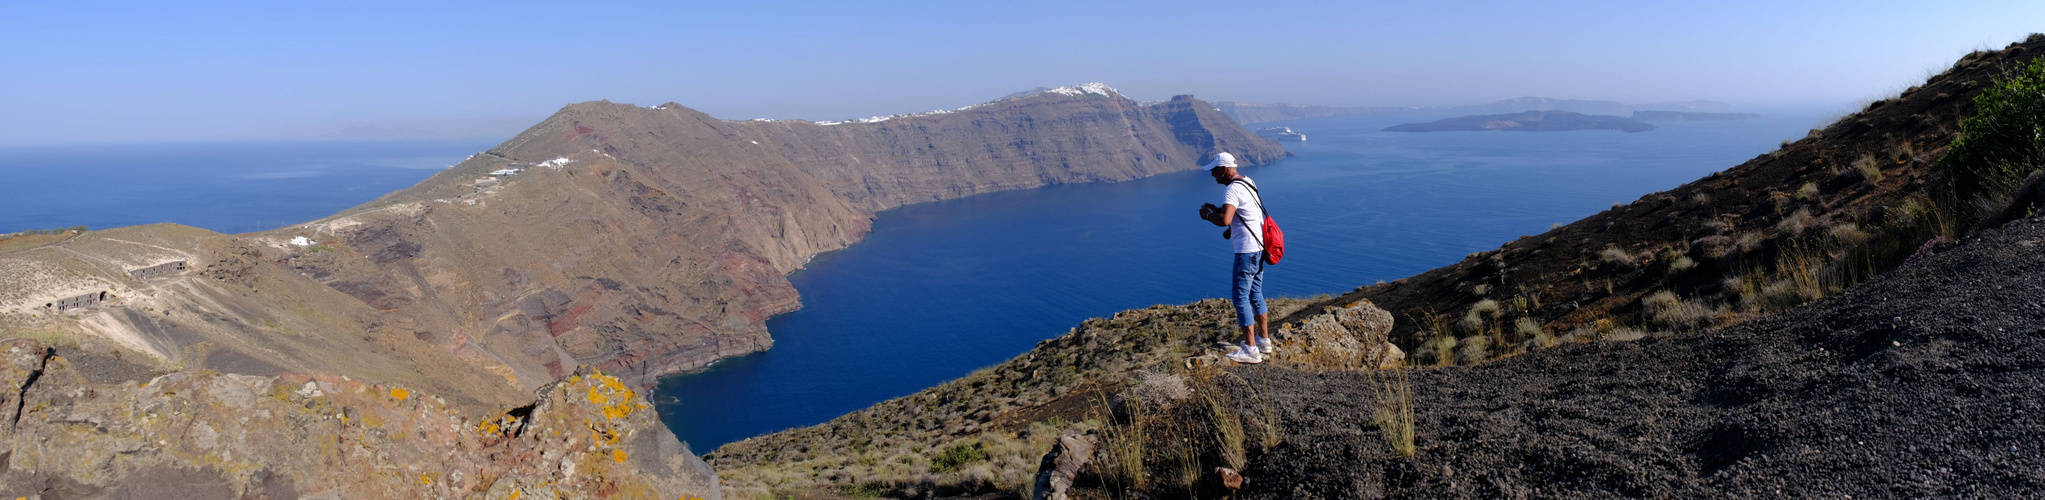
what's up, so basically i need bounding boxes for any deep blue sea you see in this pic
[0,140,494,234]
[653,111,1833,451]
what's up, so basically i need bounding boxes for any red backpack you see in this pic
[1233,180,1286,265]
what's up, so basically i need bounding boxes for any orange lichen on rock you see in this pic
[612,449,628,463]
[389,387,410,400]
[581,372,640,420]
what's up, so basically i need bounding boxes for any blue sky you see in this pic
[2,1,2041,144]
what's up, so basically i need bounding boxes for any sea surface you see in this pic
[653,111,1833,451]
[0,140,494,234]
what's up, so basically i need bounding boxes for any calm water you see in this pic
[655,112,1831,451]
[0,140,493,234]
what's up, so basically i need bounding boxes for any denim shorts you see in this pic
[1232,251,1268,327]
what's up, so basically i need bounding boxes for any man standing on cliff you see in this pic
[1198,152,1272,364]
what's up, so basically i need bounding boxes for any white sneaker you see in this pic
[1226,348,1263,364]
[1257,338,1276,355]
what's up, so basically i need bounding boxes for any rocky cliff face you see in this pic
[304,85,1281,391]
[0,339,717,499]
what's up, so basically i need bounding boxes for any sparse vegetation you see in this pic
[1940,56,2045,224]
[1643,291,1717,331]
[1366,367,1416,458]
[1777,208,1818,235]
[926,442,987,474]
[1457,335,1489,364]
[1853,152,1885,183]
[1600,245,1636,267]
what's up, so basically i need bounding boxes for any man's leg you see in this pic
[1232,252,1261,350]
[1255,313,1270,347]
[1250,255,1269,347]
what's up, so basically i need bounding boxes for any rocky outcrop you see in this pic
[1030,434,1095,500]
[0,338,714,499]
[1284,300,1402,370]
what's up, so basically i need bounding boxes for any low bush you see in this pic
[927,442,988,473]
[1940,56,2045,223]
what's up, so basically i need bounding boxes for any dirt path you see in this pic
[1234,216,2045,498]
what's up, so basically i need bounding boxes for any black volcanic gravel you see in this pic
[1234,216,2045,498]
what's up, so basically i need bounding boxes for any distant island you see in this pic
[1215,97,1733,125]
[1384,110,1656,132]
[1631,110,1762,121]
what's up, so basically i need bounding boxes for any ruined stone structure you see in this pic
[127,260,187,280]
[48,291,107,313]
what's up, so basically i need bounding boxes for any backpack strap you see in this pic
[1230,179,1270,265]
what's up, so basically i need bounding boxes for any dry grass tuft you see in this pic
[1852,152,1885,183]
[1643,291,1719,331]
[1796,182,1821,201]
[1777,208,1819,236]
[1366,367,1416,458]
[1599,245,1637,267]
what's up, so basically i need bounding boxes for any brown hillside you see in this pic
[304,87,1282,391]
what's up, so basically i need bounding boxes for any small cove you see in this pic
[654,111,1833,450]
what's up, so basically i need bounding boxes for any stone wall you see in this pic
[127,261,187,280]
[49,291,106,313]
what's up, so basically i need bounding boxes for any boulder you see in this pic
[1289,301,1401,369]
[1032,434,1097,500]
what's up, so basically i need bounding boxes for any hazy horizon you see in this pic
[4,1,2041,145]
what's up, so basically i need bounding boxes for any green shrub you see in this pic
[1941,57,2045,222]
[927,442,988,473]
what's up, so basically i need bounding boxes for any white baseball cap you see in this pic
[1205,151,1237,169]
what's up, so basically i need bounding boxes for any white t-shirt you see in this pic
[1222,178,1265,254]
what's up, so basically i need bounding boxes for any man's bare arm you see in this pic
[1211,203,1237,227]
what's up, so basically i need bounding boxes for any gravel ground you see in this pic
[1234,216,2045,498]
